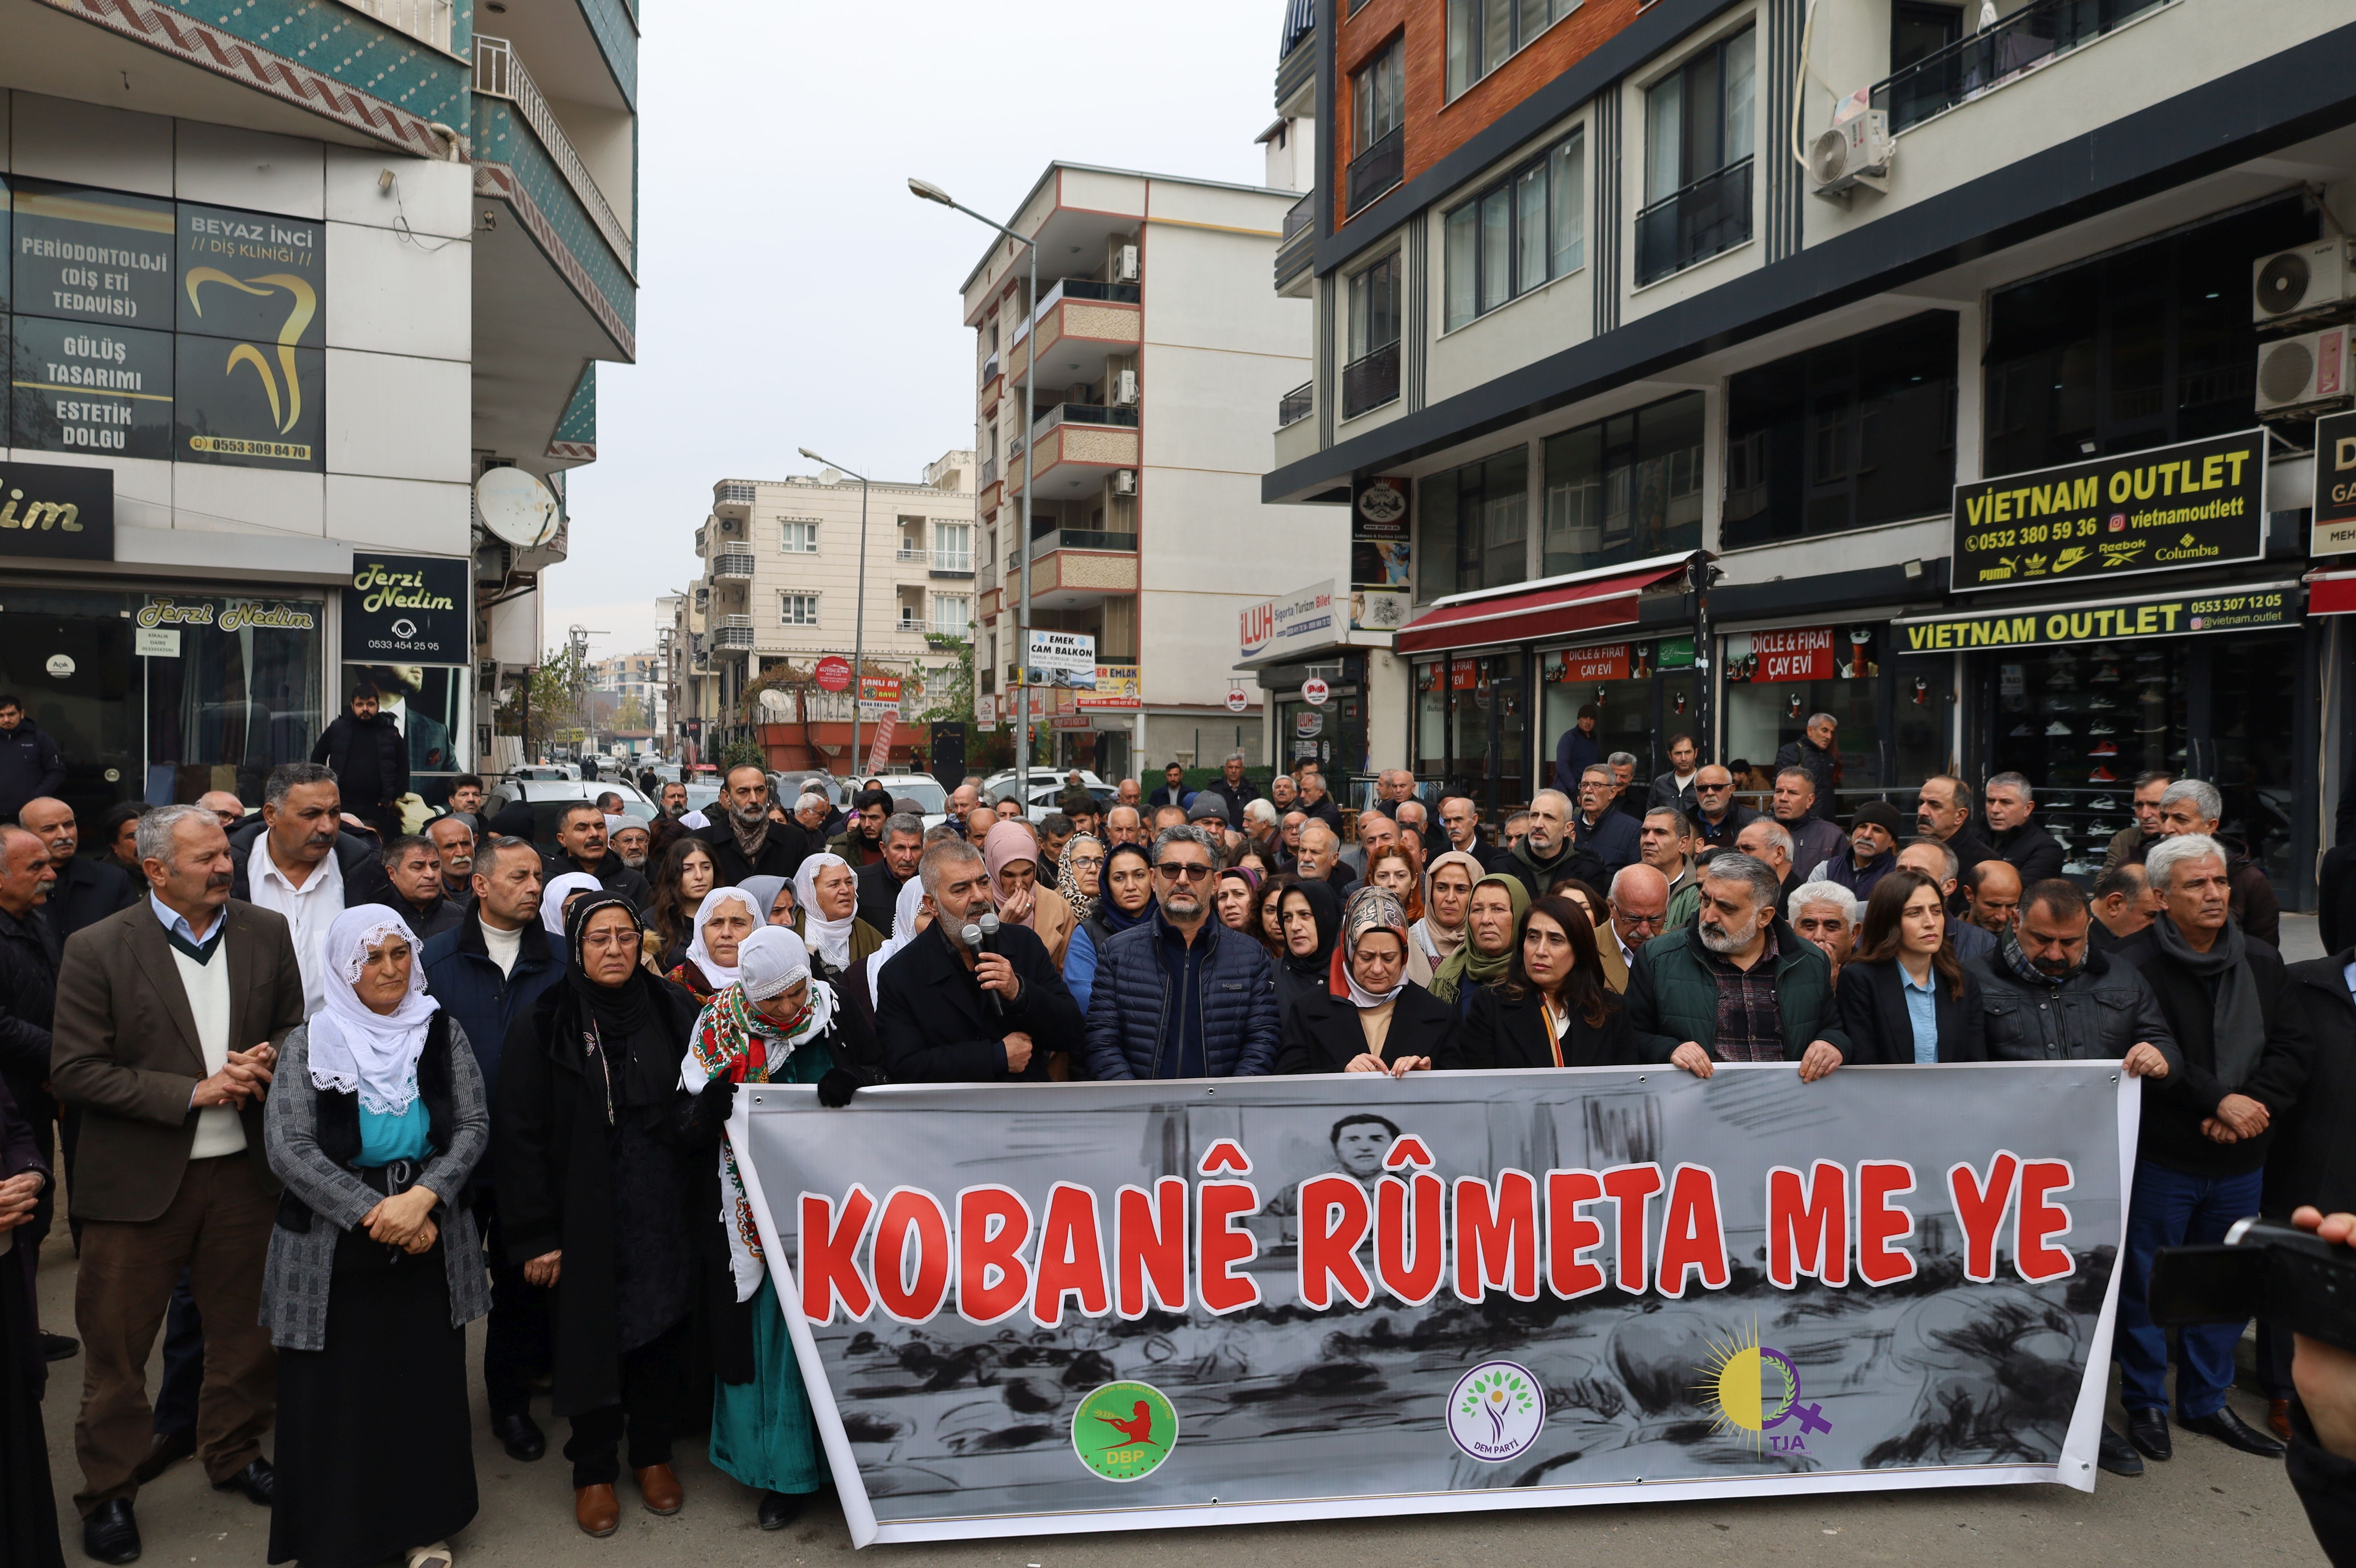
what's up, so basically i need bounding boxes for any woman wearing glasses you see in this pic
[1454,894,1630,1069]
[1276,888,1456,1075]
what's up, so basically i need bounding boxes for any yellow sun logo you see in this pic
[1694,1322,1802,1450]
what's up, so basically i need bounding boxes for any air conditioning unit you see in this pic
[1110,469,1137,497]
[1808,108,1892,198]
[1110,369,1139,406]
[2252,239,2356,326]
[1112,243,1139,283]
[2254,324,2351,414]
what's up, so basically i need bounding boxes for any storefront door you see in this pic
[0,588,139,830]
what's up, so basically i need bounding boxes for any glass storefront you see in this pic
[342,662,469,807]
[1412,652,1528,810]
[1538,635,1698,788]
[1722,624,1885,792]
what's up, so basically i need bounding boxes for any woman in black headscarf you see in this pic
[1272,878,1342,1021]
[495,892,706,1540]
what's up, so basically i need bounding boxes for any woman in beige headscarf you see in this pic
[1413,850,1485,968]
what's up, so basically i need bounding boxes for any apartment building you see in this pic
[689,452,975,771]
[1267,0,2356,905]
[0,0,637,818]
[958,161,1343,780]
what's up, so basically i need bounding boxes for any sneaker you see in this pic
[2087,765,2119,782]
[2009,722,2035,738]
[2092,663,2121,683]
[2088,695,2117,710]
[2135,649,2166,664]
[2135,721,2168,735]
[2063,858,2098,876]
[2086,795,2120,811]
[2044,719,2072,736]
[2088,721,2117,736]
[2088,741,2118,757]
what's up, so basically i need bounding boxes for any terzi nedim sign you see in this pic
[735,1066,2134,1544]
[1951,430,2265,591]
[341,554,468,662]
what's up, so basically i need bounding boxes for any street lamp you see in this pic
[910,174,1038,786]
[799,445,871,778]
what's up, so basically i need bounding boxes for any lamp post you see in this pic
[910,175,1037,785]
[798,447,871,778]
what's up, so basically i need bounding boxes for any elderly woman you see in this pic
[264,907,491,1568]
[791,852,881,983]
[738,875,794,929]
[1277,888,1455,1076]
[541,871,603,940]
[663,887,763,1006]
[1412,850,1484,969]
[674,929,844,1530]
[496,894,705,1538]
[984,819,1074,969]
[1428,872,1528,1016]
[1056,833,1104,926]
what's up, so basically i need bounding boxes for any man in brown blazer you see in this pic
[49,802,306,1564]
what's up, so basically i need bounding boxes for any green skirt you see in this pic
[710,1274,828,1495]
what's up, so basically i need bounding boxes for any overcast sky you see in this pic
[550,2,1292,661]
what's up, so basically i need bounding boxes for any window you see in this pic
[1443,129,1584,330]
[1344,254,1403,419]
[780,594,820,626]
[932,595,973,637]
[1447,0,1574,99]
[778,521,819,554]
[1722,313,1957,550]
[1352,39,1404,153]
[1636,28,1755,283]
[1419,446,1529,600]
[932,522,973,572]
[1540,391,1704,575]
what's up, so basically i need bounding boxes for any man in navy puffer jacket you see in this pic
[1084,826,1278,1080]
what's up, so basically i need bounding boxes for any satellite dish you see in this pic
[475,467,560,549]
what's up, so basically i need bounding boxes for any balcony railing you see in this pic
[981,352,1000,387]
[1341,341,1399,420]
[1346,126,1404,214]
[1031,403,1141,442]
[1282,192,1315,242]
[474,36,635,271]
[1011,276,1144,345]
[1029,529,1138,560]
[714,614,754,651]
[1871,0,2166,132]
[340,0,453,52]
[716,481,757,505]
[979,456,998,487]
[1278,380,1314,428]
[894,545,925,564]
[711,547,756,580]
[1634,157,1753,286]
[896,614,922,634]
[894,545,977,574]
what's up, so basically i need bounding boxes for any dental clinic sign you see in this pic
[341,553,469,662]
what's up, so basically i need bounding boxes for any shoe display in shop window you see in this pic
[2088,765,2119,782]
[2089,741,2119,757]
[2088,719,2117,735]
[2010,722,2037,737]
[2088,694,2117,710]
[2044,719,2073,736]
[2086,818,2128,835]
[2086,795,2120,811]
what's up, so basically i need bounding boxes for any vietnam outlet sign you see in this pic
[1951,429,2264,592]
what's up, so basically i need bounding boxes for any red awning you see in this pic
[1395,564,1685,655]
[2311,570,2356,616]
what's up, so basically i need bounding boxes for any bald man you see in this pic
[17,797,136,941]
[1604,864,1671,988]
[195,792,247,831]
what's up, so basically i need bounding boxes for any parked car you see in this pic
[484,777,657,847]
[980,768,1113,824]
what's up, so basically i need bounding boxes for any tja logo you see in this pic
[1698,1326,1832,1453]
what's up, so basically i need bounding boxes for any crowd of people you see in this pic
[0,686,2351,1564]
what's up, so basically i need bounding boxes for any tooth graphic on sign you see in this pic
[185,269,316,434]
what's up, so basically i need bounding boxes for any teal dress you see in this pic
[707,1030,836,1497]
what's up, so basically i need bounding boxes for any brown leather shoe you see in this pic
[2269,1397,2293,1443]
[634,1463,682,1515]
[574,1484,620,1537]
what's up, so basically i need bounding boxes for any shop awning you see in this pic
[2310,569,2356,616]
[1395,560,1688,656]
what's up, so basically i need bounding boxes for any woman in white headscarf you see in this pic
[834,875,928,1070]
[790,852,880,980]
[263,906,491,1568]
[541,871,604,938]
[661,886,762,1007]
[674,927,841,1531]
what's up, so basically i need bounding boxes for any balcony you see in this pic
[1020,405,1141,498]
[1871,0,2166,132]
[1341,341,1399,420]
[716,481,757,507]
[339,0,453,52]
[1276,191,1315,296]
[1027,529,1138,560]
[713,615,755,652]
[711,547,756,580]
[1278,380,1314,428]
[473,37,633,274]
[1346,126,1404,215]
[1010,538,1140,610]
[1634,157,1753,287]
[1276,0,1316,117]
[979,456,998,489]
[981,352,1000,387]
[1008,281,1143,383]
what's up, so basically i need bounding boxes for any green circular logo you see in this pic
[1071,1380,1178,1482]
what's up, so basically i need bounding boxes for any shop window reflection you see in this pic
[1541,392,1704,576]
[2211,636,2295,887]
[1989,642,2184,876]
[149,597,324,805]
[1722,627,1881,799]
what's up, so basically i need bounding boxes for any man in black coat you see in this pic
[1772,713,1839,821]
[0,695,65,823]
[545,803,652,910]
[1980,772,2065,885]
[310,683,409,844]
[0,826,61,1270]
[18,797,137,941]
[1915,775,1993,894]
[1690,764,1756,850]
[344,833,465,940]
[694,764,808,887]
[874,840,1081,1081]
[2256,947,2356,1443]
[855,813,924,936]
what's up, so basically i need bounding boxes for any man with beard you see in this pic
[856,813,924,935]
[548,802,653,908]
[447,774,492,839]
[696,764,808,886]
[656,780,690,823]
[230,763,370,1017]
[1623,851,1848,1081]
[18,796,137,940]
[308,684,409,844]
[608,818,652,875]
[827,788,891,869]
[1503,789,1606,900]
[1082,825,1278,1080]
[427,814,477,906]
[874,839,1081,1081]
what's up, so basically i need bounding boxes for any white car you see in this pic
[979,769,1114,824]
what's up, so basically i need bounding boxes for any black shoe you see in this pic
[491,1412,546,1462]
[757,1491,801,1531]
[82,1500,139,1564]
[2097,1424,2143,1477]
[2126,1408,2172,1460]
[211,1457,274,1506]
[130,1429,195,1486]
[42,1332,79,1362]
[2180,1405,2286,1458]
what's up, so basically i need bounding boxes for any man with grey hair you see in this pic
[1082,824,1277,1080]
[18,796,137,941]
[1572,765,1641,876]
[1773,712,1839,821]
[1241,796,1281,859]
[2111,836,2310,1462]
[856,811,926,935]
[1295,819,1354,891]
[792,791,832,838]
[1787,881,1860,984]
[874,838,1081,1082]
[1102,802,1145,849]
[1602,863,1671,988]
[1509,787,1606,899]
[1981,770,2063,884]
[1625,849,1848,1081]
[229,762,371,1017]
[1340,807,1394,880]
[1606,751,1646,822]
[1393,798,1433,873]
[2137,777,2280,948]
[1736,817,1799,906]
[1204,749,1260,826]
[2089,861,2160,950]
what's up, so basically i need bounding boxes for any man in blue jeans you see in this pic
[2115,833,2315,1462]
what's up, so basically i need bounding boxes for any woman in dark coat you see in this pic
[1272,879,1343,1021]
[1454,894,1631,1069]
[1835,869,1984,1064]
[495,892,705,1539]
[0,1077,62,1568]
[1277,888,1456,1074]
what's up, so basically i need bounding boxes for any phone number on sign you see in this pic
[2186,594,2283,615]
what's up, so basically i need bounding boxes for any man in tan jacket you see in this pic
[49,803,306,1564]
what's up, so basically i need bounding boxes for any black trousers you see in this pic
[475,1191,551,1421]
[563,1322,684,1490]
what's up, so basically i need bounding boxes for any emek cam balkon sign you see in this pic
[1951,430,2263,592]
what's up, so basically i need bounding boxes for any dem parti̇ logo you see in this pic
[1446,1360,1545,1462]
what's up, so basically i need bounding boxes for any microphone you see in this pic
[960,920,1003,1014]
[976,912,1002,955]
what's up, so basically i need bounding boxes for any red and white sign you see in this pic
[1745,626,1836,682]
[864,714,895,775]
[813,655,853,693]
[857,672,902,708]
[1225,689,1249,712]
[1557,642,1630,682]
[1302,676,1330,706]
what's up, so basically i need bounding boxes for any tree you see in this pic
[613,692,649,732]
[915,636,973,725]
[494,645,591,756]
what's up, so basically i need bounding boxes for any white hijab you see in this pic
[794,851,857,971]
[865,875,928,1009]
[308,904,441,1116]
[684,886,763,987]
[541,871,603,936]
[739,926,837,1043]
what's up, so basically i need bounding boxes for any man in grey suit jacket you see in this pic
[49,804,307,1563]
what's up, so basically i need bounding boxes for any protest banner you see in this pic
[731,1064,2136,1545]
